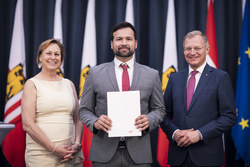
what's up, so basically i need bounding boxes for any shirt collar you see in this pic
[114,55,134,69]
[188,62,206,75]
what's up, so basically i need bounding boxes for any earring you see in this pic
[38,62,42,69]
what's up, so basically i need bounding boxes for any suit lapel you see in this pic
[130,62,141,90]
[107,61,119,91]
[188,64,213,111]
[182,69,189,111]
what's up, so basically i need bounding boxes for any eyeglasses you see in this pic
[184,46,206,52]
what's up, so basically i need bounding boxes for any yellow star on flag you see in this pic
[239,118,249,130]
[245,47,250,58]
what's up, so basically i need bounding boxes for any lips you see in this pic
[46,60,60,67]
[187,55,199,59]
[48,61,57,64]
[119,47,129,50]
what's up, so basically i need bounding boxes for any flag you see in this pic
[125,0,134,25]
[125,0,135,59]
[206,2,228,166]
[231,0,250,166]
[53,0,64,76]
[157,0,177,166]
[206,0,218,69]
[79,0,97,166]
[2,0,26,166]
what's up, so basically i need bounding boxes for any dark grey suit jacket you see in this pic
[79,61,165,164]
[161,64,236,166]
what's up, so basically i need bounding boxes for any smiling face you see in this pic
[184,34,209,70]
[111,27,137,62]
[39,43,62,71]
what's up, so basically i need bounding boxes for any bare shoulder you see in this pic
[24,79,36,90]
[22,79,37,98]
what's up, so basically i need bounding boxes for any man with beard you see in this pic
[79,22,165,167]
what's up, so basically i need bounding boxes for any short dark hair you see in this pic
[111,22,137,41]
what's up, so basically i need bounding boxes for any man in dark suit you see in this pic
[160,30,236,167]
[79,22,165,167]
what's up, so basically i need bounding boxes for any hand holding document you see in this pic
[107,91,141,137]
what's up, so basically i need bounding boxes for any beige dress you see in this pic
[25,78,84,167]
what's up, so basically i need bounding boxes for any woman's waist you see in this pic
[29,122,76,144]
[36,113,74,123]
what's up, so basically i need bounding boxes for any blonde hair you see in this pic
[36,39,65,65]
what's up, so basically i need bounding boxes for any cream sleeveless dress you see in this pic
[25,78,84,167]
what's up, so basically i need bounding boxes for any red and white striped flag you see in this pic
[157,0,177,166]
[206,1,226,167]
[2,0,26,166]
[206,0,218,69]
[79,0,97,166]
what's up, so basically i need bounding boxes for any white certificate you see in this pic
[107,91,142,137]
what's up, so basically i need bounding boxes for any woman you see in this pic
[21,39,84,166]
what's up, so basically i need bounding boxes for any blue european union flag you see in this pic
[231,0,250,166]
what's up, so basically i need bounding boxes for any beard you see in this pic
[114,47,135,58]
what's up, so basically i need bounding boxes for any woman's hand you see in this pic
[53,144,76,162]
[59,142,82,163]
[69,142,81,152]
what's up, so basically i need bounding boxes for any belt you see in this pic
[118,140,126,149]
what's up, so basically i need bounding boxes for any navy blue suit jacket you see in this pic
[160,64,236,166]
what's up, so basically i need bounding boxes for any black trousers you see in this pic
[92,143,151,167]
[171,152,220,167]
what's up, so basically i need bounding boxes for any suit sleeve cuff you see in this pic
[196,130,203,140]
[172,129,180,141]
[93,120,99,134]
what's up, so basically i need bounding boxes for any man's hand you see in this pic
[174,129,193,143]
[175,129,200,147]
[94,115,112,133]
[135,115,149,131]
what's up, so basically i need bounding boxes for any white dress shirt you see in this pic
[114,56,134,91]
[187,61,207,91]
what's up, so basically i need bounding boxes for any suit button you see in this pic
[186,115,189,119]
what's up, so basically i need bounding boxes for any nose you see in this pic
[121,39,128,45]
[51,54,56,59]
[190,48,196,54]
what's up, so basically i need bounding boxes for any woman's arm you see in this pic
[70,80,83,151]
